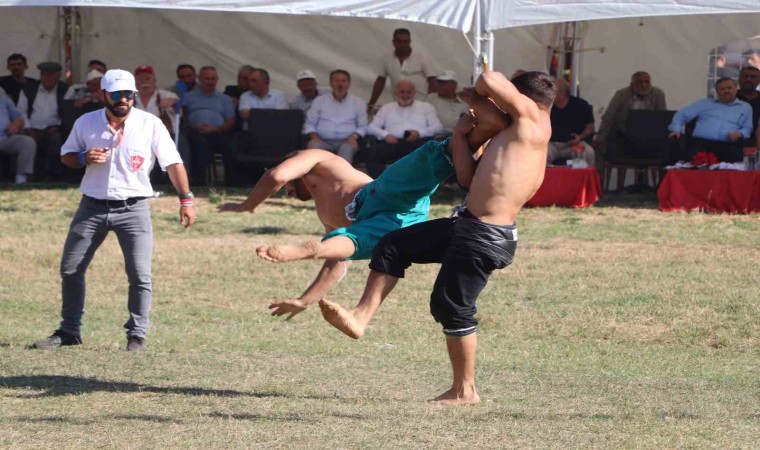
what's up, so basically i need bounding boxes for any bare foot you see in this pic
[256,241,318,262]
[429,387,481,406]
[319,299,365,339]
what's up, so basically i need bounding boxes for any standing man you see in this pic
[426,70,468,134]
[0,53,36,105]
[32,69,195,352]
[320,71,556,406]
[238,68,288,131]
[367,28,437,112]
[304,69,367,164]
[736,66,760,145]
[0,95,36,183]
[289,69,328,113]
[182,66,236,185]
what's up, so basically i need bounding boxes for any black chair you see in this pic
[233,109,305,184]
[604,109,676,192]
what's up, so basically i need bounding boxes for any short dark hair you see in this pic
[252,68,270,82]
[176,64,196,74]
[510,71,556,108]
[631,71,650,79]
[330,69,351,82]
[198,66,217,74]
[740,66,760,74]
[88,59,106,70]
[742,49,760,56]
[715,77,737,87]
[7,53,26,64]
[393,28,411,38]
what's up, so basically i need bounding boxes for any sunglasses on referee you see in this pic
[107,90,136,102]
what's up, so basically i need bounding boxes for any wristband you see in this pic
[77,151,89,166]
[180,199,194,207]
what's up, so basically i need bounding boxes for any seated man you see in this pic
[238,68,288,131]
[304,70,367,164]
[217,108,501,320]
[64,59,107,105]
[0,53,36,106]
[668,77,752,163]
[366,80,443,177]
[182,66,235,185]
[289,70,329,113]
[318,71,556,406]
[168,64,199,96]
[134,65,178,136]
[223,64,255,106]
[547,77,595,166]
[65,69,105,110]
[0,95,36,183]
[426,70,469,135]
[593,71,667,171]
[17,61,68,181]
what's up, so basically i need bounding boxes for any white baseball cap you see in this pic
[436,70,458,82]
[296,69,316,81]
[100,69,137,92]
[86,69,104,82]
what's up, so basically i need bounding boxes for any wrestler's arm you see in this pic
[474,71,538,120]
[218,150,329,213]
[450,112,477,187]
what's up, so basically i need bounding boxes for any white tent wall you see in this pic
[580,13,760,118]
[0,6,550,104]
[0,7,62,71]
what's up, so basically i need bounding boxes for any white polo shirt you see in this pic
[61,107,182,200]
[378,49,436,97]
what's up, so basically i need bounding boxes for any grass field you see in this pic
[0,185,758,449]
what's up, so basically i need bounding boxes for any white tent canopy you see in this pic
[2,1,760,111]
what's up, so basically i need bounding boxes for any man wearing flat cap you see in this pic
[289,69,329,113]
[17,61,68,180]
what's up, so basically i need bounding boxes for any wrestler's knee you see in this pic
[368,233,409,278]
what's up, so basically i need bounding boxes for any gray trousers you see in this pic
[59,196,153,338]
[0,134,37,175]
[307,138,356,164]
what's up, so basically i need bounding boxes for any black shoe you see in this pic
[32,330,83,349]
[126,336,147,352]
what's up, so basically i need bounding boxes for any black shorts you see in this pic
[370,209,517,336]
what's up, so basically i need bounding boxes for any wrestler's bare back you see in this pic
[466,113,552,226]
[300,151,373,231]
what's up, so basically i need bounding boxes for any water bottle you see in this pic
[571,144,586,168]
[743,147,757,170]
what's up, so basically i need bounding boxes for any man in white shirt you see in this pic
[133,65,178,135]
[289,69,329,113]
[238,68,288,131]
[366,80,442,177]
[426,70,468,134]
[32,69,195,352]
[367,28,437,113]
[304,69,368,164]
[64,59,107,104]
[17,61,68,180]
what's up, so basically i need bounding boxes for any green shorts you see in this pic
[323,138,454,260]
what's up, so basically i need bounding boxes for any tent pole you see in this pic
[473,0,482,81]
[570,22,580,96]
[486,31,494,71]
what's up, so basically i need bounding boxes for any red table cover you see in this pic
[526,167,602,208]
[658,169,760,213]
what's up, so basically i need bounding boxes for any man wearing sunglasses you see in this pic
[33,69,196,352]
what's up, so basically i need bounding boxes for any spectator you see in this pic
[17,61,68,181]
[64,59,107,101]
[742,49,760,69]
[367,28,437,112]
[168,64,199,96]
[668,77,752,162]
[289,69,329,113]
[547,78,595,166]
[366,80,442,177]
[736,66,760,141]
[65,70,104,109]
[238,68,288,131]
[593,71,667,170]
[0,53,36,105]
[304,69,367,164]
[182,66,235,185]
[425,70,468,134]
[134,65,178,135]
[223,64,256,106]
[0,96,36,183]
